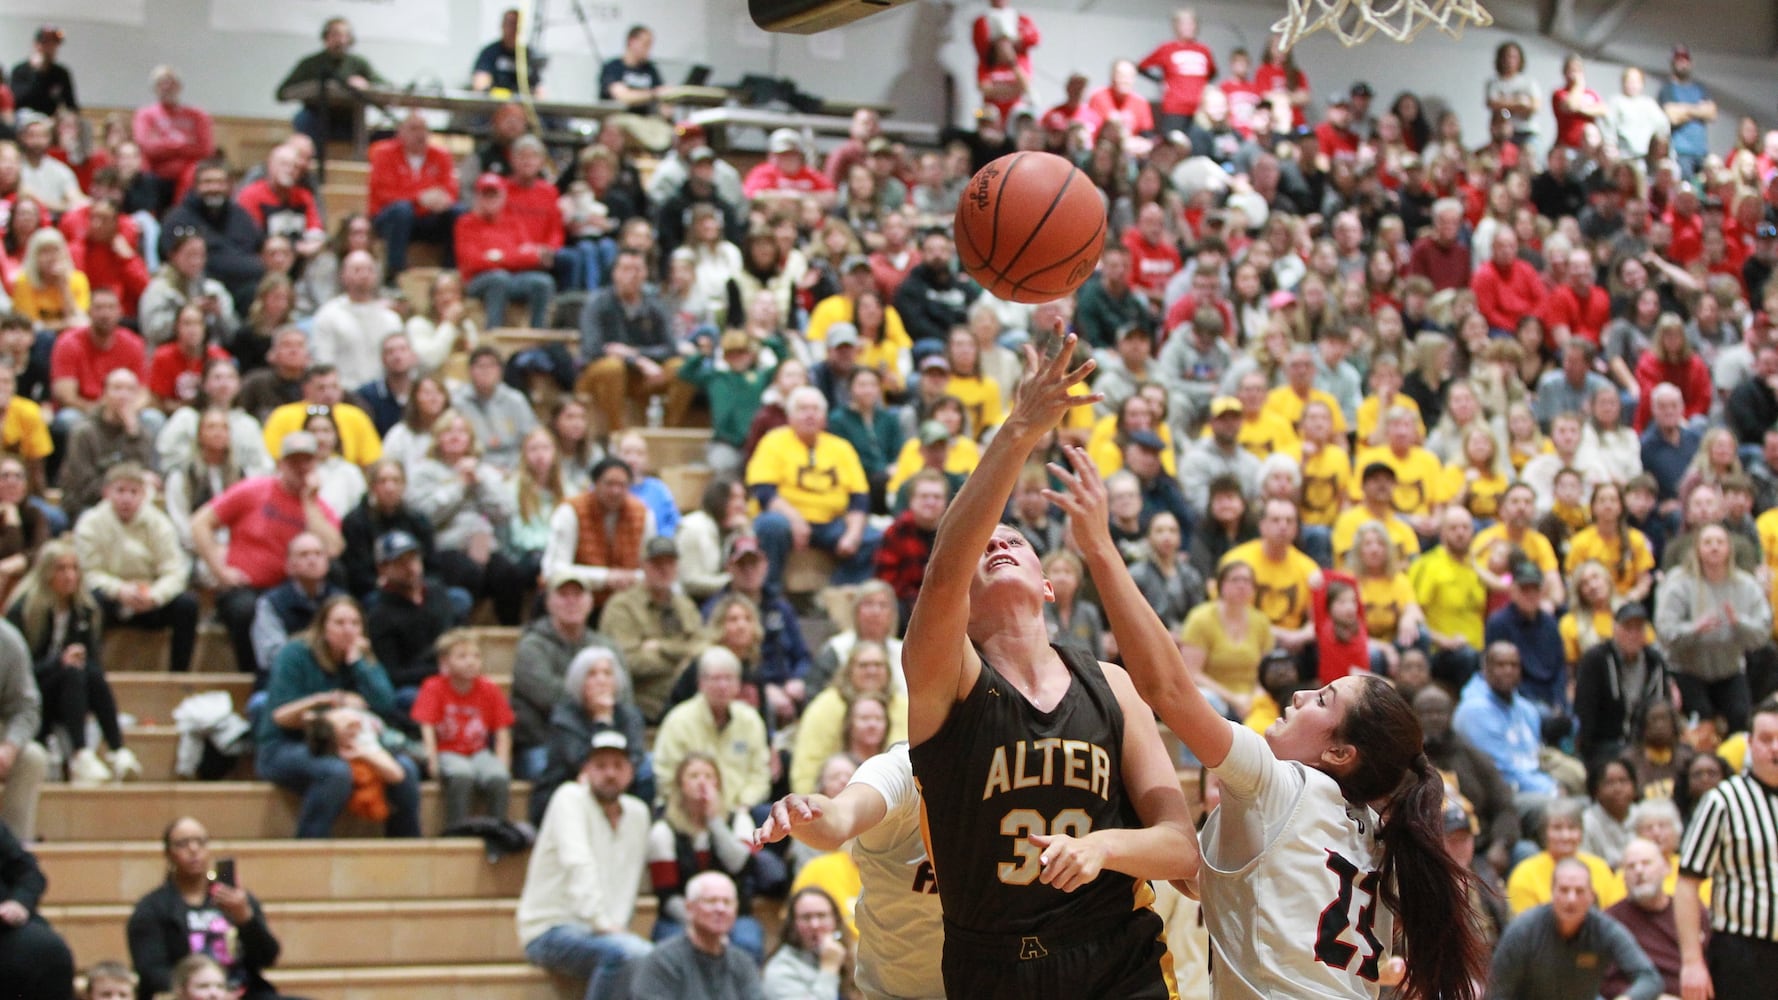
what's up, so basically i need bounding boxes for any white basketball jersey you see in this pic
[848,745,947,1000]
[1199,725,1393,1000]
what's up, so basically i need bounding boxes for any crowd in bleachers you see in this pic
[0,3,1777,998]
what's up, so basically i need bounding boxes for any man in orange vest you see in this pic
[540,456,654,609]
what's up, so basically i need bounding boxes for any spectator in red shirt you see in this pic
[1664,185,1705,266]
[1139,9,1216,132]
[1254,37,1311,129]
[502,135,573,289]
[368,112,461,279]
[1472,229,1547,333]
[867,211,920,302]
[971,0,1040,79]
[235,144,324,261]
[147,302,230,412]
[1087,60,1156,156]
[1405,197,1472,291]
[49,287,145,432]
[822,109,881,187]
[1221,48,1265,137]
[1314,96,1361,159]
[742,129,836,209]
[1121,202,1181,306]
[1551,54,1607,151]
[131,65,211,197]
[1041,73,1099,138]
[977,38,1031,125]
[411,628,515,828]
[67,199,148,317]
[1633,313,1712,431]
[455,173,555,329]
[873,466,946,623]
[191,430,344,689]
[1541,247,1612,346]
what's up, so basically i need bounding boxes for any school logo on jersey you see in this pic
[1253,581,1303,625]
[1019,936,1049,961]
[910,859,938,895]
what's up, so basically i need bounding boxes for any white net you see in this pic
[1271,0,1493,49]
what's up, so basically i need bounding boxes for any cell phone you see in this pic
[213,858,236,888]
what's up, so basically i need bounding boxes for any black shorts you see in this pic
[940,907,1175,1000]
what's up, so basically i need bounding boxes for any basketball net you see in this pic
[1271,0,1493,49]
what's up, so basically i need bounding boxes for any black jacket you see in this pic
[1574,640,1673,763]
[159,190,266,306]
[1727,377,1778,447]
[892,263,980,345]
[340,500,440,598]
[366,579,457,691]
[127,879,282,1000]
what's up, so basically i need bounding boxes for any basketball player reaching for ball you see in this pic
[1042,446,1488,1000]
[903,331,1198,1000]
[755,744,945,1000]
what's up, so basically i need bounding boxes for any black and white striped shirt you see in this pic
[1678,772,1778,941]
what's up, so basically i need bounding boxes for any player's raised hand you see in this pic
[753,793,825,846]
[1029,831,1107,893]
[1042,445,1113,554]
[1008,329,1100,435]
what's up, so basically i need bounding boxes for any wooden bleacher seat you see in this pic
[100,622,237,674]
[111,672,513,725]
[636,427,707,469]
[659,463,713,514]
[784,548,839,596]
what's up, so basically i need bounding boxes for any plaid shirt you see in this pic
[874,512,937,607]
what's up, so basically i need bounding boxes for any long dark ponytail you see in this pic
[1335,676,1488,1000]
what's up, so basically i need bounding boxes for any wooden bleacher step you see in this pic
[36,781,530,841]
[111,671,513,726]
[34,839,525,905]
[260,963,564,1000]
[636,427,708,469]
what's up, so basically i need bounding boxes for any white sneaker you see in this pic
[108,747,143,782]
[69,748,113,787]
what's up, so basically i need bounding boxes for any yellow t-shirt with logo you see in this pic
[1350,445,1448,517]
[1332,506,1422,566]
[1232,411,1301,461]
[1220,539,1320,630]
[746,427,869,524]
[1564,526,1655,598]
[1298,443,1351,527]
[1445,465,1509,522]
[886,435,980,494]
[1088,414,1177,478]
[1355,392,1423,446]
[0,397,53,461]
[1472,523,1559,576]
[1358,572,1417,641]
[1559,608,1655,663]
[944,373,1005,437]
[1265,385,1349,436]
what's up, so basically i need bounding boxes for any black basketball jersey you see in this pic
[909,641,1146,938]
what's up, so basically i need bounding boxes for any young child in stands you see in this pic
[410,630,515,829]
[81,960,136,1000]
[306,705,405,824]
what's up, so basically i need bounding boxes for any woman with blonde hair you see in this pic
[1503,400,1549,474]
[1653,524,1768,732]
[647,752,766,959]
[403,269,480,374]
[1677,427,1742,499]
[5,539,139,784]
[503,426,564,591]
[1346,520,1425,674]
[810,579,903,694]
[10,227,88,331]
[1425,378,1487,465]
[1633,312,1711,431]
[1581,383,1641,484]
[1402,331,1455,426]
[406,408,528,624]
[231,273,294,372]
[1560,560,1621,665]
[1449,424,1510,526]
[789,639,907,793]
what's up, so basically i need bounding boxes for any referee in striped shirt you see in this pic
[1675,695,1778,1000]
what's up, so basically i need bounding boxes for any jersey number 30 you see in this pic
[997,808,1092,885]
[1313,850,1384,981]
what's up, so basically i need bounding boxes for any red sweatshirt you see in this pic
[1138,40,1216,117]
[366,138,460,218]
[1471,257,1546,331]
[454,210,547,281]
[1539,284,1611,345]
[69,235,150,316]
[502,177,566,250]
[1633,354,1711,431]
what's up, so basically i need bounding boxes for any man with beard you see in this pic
[275,16,386,148]
[1658,45,1714,179]
[1603,838,1697,998]
[160,159,265,311]
[1490,858,1661,1000]
[653,146,744,257]
[1417,685,1520,876]
[892,229,979,351]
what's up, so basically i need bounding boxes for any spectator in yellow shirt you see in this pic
[1231,369,1300,460]
[1354,352,1422,448]
[1563,481,1654,602]
[940,327,1003,439]
[747,386,880,594]
[1265,345,1348,437]
[1219,497,1321,651]
[1505,799,1624,915]
[11,228,89,331]
[1474,482,1566,610]
[1350,405,1448,535]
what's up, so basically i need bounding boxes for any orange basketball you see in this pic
[954,151,1108,304]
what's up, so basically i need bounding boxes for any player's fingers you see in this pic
[1044,462,1080,490]
[1044,332,1077,377]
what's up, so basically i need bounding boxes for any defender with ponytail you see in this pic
[1045,446,1487,1000]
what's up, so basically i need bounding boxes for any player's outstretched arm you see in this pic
[1045,445,1235,768]
[753,784,890,853]
[904,328,1101,747]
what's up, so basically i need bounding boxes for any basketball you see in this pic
[954,151,1108,304]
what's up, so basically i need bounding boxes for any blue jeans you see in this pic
[515,744,550,781]
[256,737,422,838]
[525,923,653,1000]
[563,237,617,290]
[373,201,459,276]
[753,512,882,595]
[1298,525,1334,568]
[468,269,555,328]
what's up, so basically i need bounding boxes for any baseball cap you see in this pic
[474,172,506,193]
[1116,323,1152,342]
[841,254,873,274]
[375,530,421,563]
[1442,797,1478,835]
[919,420,950,446]
[919,354,951,373]
[587,730,630,758]
[1209,396,1243,418]
[675,122,707,142]
[725,535,764,564]
[1350,81,1374,98]
[546,568,588,593]
[280,431,319,458]
[1615,602,1650,624]
[1672,43,1691,59]
[826,322,860,348]
[1128,430,1166,451]
[1361,461,1397,482]
[36,25,63,43]
[687,146,716,164]
[1512,562,1545,588]
[644,536,679,561]
[1327,93,1351,108]
[104,462,149,486]
[1267,289,1298,310]
[866,136,893,155]
[768,128,802,154]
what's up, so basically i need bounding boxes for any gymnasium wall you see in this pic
[0,0,1760,153]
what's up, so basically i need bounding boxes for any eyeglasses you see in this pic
[306,404,332,416]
